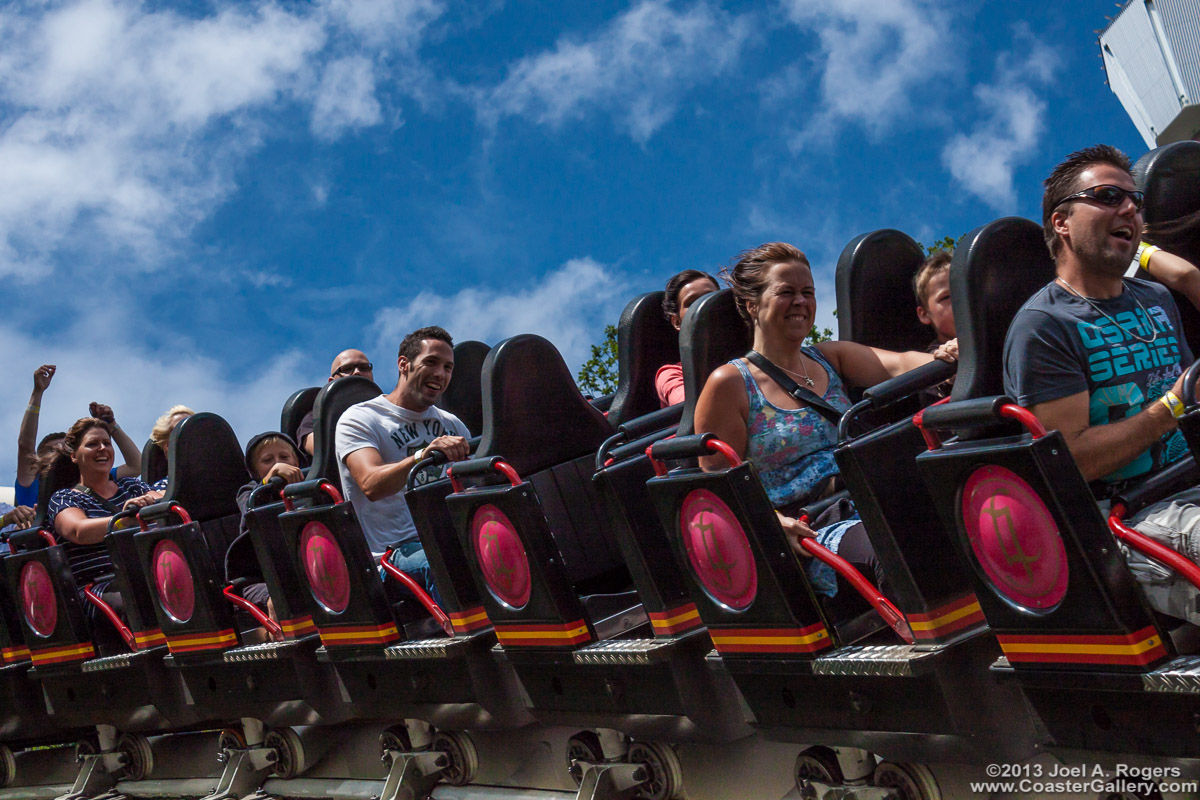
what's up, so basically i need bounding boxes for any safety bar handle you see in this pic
[7,528,57,551]
[1111,455,1198,515]
[647,434,742,477]
[916,396,1045,448]
[447,457,522,494]
[223,585,283,639]
[107,509,141,533]
[282,479,345,512]
[136,502,193,530]
[1183,361,1200,408]
[380,552,454,637]
[794,523,915,645]
[405,448,449,491]
[248,476,288,509]
[1110,505,1200,596]
[84,583,138,652]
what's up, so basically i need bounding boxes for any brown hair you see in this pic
[1042,144,1132,259]
[40,417,114,487]
[719,242,810,328]
[913,249,953,307]
[662,269,718,321]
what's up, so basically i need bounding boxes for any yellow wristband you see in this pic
[1138,243,1160,271]
[1160,391,1185,419]
[26,404,39,414]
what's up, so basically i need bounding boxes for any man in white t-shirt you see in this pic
[336,326,470,600]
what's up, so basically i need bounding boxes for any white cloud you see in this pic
[479,0,751,142]
[312,56,383,139]
[370,258,625,374]
[0,320,311,482]
[780,0,953,144]
[941,31,1058,209]
[0,0,441,279]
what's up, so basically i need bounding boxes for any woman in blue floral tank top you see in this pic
[695,242,957,621]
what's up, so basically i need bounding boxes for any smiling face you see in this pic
[71,427,114,479]
[670,277,719,331]
[397,338,455,411]
[1052,163,1142,278]
[747,260,816,341]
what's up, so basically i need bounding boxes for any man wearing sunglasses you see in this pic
[297,349,376,456]
[1004,144,1200,624]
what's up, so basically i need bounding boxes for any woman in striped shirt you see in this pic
[45,417,162,650]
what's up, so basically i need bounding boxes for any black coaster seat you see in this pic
[1135,140,1200,351]
[266,377,529,729]
[129,412,345,728]
[2,450,185,735]
[606,291,681,428]
[444,334,747,739]
[913,210,1200,760]
[435,340,490,437]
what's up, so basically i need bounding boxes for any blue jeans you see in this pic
[380,541,442,605]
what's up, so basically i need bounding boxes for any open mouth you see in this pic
[1111,227,1134,242]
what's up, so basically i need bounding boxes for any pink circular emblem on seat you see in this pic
[300,521,350,614]
[20,561,57,638]
[153,540,195,623]
[472,504,531,609]
[962,465,1068,611]
[679,489,757,611]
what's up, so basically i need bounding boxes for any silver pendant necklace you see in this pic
[1055,277,1159,345]
[756,350,816,387]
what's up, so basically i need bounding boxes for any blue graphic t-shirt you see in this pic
[1003,278,1193,486]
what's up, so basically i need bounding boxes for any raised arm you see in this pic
[1142,246,1200,314]
[89,403,142,478]
[17,365,55,487]
[815,339,956,389]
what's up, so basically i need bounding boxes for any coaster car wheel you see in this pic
[217,728,246,756]
[264,728,305,780]
[0,744,15,788]
[795,746,844,789]
[379,726,413,764]
[432,731,477,787]
[627,741,683,800]
[117,733,153,782]
[874,762,940,800]
[567,731,605,787]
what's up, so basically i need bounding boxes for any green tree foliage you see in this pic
[920,235,959,256]
[577,324,619,396]
[805,325,834,345]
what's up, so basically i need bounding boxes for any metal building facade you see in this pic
[1101,0,1200,147]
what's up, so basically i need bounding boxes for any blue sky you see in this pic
[0,0,1150,471]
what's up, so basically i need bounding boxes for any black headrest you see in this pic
[835,229,931,351]
[1135,141,1200,351]
[950,217,1056,401]
[607,291,682,427]
[34,455,75,528]
[475,334,614,476]
[678,289,752,436]
[1135,141,1200,226]
[140,438,167,486]
[308,376,383,484]
[163,413,248,522]
[280,386,320,445]
[435,340,490,437]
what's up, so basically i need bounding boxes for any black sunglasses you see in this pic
[333,361,373,377]
[1053,184,1145,212]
